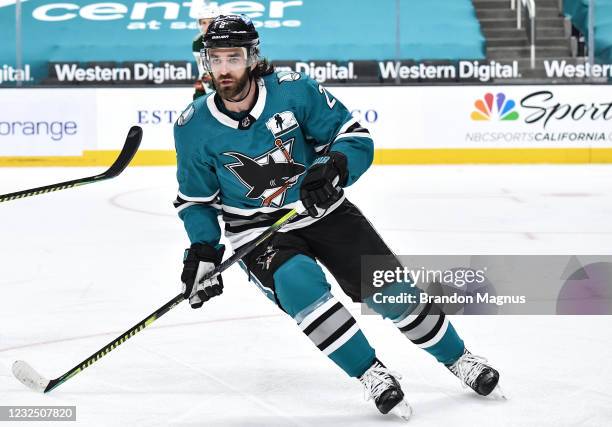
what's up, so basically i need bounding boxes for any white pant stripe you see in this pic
[416,316,450,349]
[393,302,427,329]
[322,323,360,356]
[299,297,338,332]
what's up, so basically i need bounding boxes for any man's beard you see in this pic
[215,71,250,101]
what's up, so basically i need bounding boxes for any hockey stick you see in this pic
[0,126,142,203]
[12,204,304,393]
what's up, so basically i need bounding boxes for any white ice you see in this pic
[1,165,611,426]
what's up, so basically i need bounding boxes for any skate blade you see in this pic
[489,383,508,401]
[389,399,413,422]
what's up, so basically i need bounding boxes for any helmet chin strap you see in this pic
[224,68,254,104]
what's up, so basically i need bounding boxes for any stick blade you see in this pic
[12,360,50,393]
[102,125,143,179]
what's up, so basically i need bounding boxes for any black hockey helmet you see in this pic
[202,14,260,71]
[203,14,259,49]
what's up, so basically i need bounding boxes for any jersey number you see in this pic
[318,85,337,109]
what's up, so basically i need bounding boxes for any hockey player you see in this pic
[191,4,220,100]
[174,14,501,421]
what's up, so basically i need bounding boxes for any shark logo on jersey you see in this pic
[256,245,279,271]
[265,111,299,137]
[277,70,301,84]
[177,104,195,126]
[223,138,306,207]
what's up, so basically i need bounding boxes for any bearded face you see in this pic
[212,66,250,100]
[207,48,253,101]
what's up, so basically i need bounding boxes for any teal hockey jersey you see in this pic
[173,71,374,249]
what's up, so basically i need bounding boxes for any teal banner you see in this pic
[0,0,485,86]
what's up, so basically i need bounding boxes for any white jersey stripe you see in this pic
[178,189,220,203]
[334,132,372,142]
[176,201,197,213]
[206,95,238,129]
[337,117,359,135]
[225,195,345,248]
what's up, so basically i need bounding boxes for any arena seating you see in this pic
[269,0,485,61]
[398,1,485,60]
[564,0,612,62]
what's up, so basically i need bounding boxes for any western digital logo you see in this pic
[275,62,356,83]
[53,62,194,84]
[0,64,32,84]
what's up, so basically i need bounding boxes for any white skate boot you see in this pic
[447,349,504,398]
[359,358,413,421]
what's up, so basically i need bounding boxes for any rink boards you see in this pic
[2,85,612,166]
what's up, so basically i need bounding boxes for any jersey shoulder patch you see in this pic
[275,70,301,84]
[177,103,195,127]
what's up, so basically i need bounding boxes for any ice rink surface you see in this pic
[1,164,611,426]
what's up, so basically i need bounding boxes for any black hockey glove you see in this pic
[300,152,348,218]
[181,243,225,309]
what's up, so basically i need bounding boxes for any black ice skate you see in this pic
[359,359,413,421]
[447,349,502,397]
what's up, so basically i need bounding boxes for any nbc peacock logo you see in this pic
[471,92,519,121]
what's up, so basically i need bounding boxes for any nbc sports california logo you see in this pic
[470,93,519,121]
[465,90,612,144]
